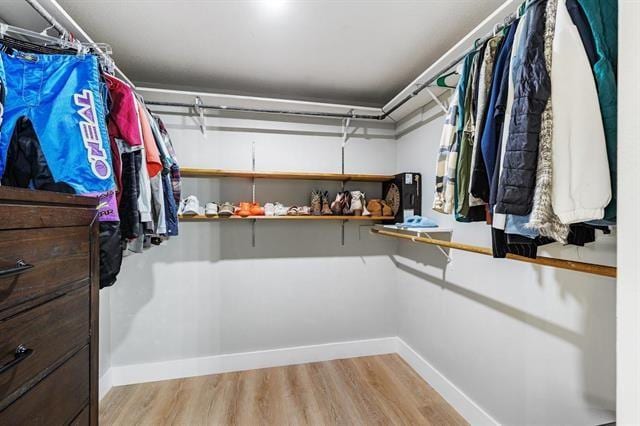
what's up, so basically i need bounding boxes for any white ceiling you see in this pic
[1,0,504,107]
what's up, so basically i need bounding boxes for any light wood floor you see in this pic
[100,354,467,426]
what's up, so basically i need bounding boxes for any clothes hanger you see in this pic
[434,71,458,89]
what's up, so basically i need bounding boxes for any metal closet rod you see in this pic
[24,0,68,39]
[145,14,519,121]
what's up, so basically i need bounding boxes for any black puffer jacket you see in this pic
[494,0,549,215]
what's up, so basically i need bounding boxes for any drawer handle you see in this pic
[0,259,34,278]
[0,345,34,374]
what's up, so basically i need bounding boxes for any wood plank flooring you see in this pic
[99,354,468,426]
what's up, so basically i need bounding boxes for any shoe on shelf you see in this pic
[274,203,289,216]
[250,202,264,216]
[298,206,311,216]
[237,202,252,217]
[181,195,201,216]
[342,191,352,215]
[205,202,219,217]
[287,206,300,216]
[219,202,235,217]
[348,191,368,216]
[310,190,322,216]
[321,191,333,215]
[380,200,393,217]
[331,192,345,215]
[366,199,383,217]
[264,203,276,216]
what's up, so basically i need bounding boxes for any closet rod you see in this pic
[144,100,382,120]
[24,0,68,39]
[371,228,617,279]
[146,12,520,121]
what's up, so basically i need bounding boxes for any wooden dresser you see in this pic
[0,187,99,425]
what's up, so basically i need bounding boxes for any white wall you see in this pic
[99,287,111,378]
[107,112,399,367]
[617,1,640,423]
[394,104,617,425]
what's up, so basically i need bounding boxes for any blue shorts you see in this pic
[0,50,115,195]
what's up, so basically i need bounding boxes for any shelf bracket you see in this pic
[194,96,206,137]
[414,231,452,263]
[425,87,448,114]
[341,219,348,246]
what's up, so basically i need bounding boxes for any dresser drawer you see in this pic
[70,405,90,426]
[0,286,90,405]
[0,227,90,316]
[0,203,96,230]
[0,345,90,425]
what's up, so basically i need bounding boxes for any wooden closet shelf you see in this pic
[371,228,617,279]
[180,168,395,182]
[179,215,394,221]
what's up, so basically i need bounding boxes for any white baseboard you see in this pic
[99,368,113,401]
[110,337,398,387]
[396,338,499,425]
[104,337,495,425]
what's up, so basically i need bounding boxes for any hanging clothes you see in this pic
[467,40,487,210]
[492,9,529,232]
[495,0,549,216]
[575,0,618,223]
[432,65,463,214]
[526,0,571,243]
[487,22,519,211]
[156,116,182,207]
[455,51,486,221]
[479,21,518,209]
[469,34,503,204]
[488,17,544,259]
[137,98,163,178]
[0,50,118,222]
[550,0,611,224]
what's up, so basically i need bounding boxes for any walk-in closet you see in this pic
[0,0,638,425]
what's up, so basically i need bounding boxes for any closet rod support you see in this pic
[194,96,206,136]
[425,88,448,114]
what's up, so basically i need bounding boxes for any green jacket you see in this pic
[578,0,617,221]
[455,50,485,222]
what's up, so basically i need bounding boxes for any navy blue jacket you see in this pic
[480,21,518,198]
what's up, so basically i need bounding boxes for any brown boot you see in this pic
[366,199,383,216]
[321,191,333,215]
[380,200,393,217]
[342,191,352,215]
[310,190,322,216]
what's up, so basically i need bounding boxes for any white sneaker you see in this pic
[274,202,289,216]
[205,202,219,217]
[264,203,276,216]
[181,195,201,216]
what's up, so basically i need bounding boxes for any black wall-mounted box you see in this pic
[383,172,422,223]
